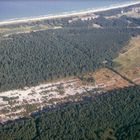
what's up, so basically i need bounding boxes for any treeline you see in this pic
[0,85,140,140]
[0,26,140,91]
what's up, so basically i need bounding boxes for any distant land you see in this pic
[0,0,140,25]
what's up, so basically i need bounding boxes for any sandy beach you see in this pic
[0,1,140,26]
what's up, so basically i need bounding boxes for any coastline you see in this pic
[0,1,140,26]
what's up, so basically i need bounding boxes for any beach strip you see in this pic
[0,1,140,26]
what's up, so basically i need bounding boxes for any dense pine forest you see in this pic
[0,27,140,91]
[0,85,140,140]
[1,4,140,91]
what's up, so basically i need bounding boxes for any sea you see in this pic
[0,0,138,21]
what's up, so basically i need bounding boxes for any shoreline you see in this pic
[0,1,140,26]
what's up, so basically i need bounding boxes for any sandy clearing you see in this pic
[0,78,99,123]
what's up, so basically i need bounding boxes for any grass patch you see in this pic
[114,36,140,79]
[0,24,62,37]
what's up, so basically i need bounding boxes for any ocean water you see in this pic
[0,0,137,21]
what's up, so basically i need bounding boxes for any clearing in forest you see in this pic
[114,35,140,79]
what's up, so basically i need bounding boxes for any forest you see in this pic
[0,85,140,140]
[0,26,140,91]
[1,4,140,92]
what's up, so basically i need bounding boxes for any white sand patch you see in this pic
[0,78,102,123]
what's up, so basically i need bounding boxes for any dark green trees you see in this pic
[0,86,140,140]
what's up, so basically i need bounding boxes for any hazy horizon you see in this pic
[0,0,137,21]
